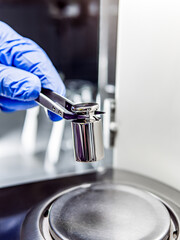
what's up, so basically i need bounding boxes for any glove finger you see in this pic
[0,64,63,119]
[0,94,62,120]
[0,96,37,111]
[0,21,66,96]
[0,106,15,112]
[0,64,41,101]
[48,110,63,122]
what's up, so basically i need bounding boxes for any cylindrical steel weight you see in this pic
[71,118,104,162]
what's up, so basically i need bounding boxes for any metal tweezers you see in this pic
[36,88,104,120]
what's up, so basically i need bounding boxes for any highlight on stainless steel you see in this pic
[72,118,104,162]
[71,103,99,114]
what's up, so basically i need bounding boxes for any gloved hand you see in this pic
[0,21,65,121]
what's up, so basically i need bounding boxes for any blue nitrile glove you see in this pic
[0,21,65,121]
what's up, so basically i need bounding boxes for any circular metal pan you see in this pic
[49,183,171,240]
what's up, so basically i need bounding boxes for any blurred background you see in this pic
[0,0,112,186]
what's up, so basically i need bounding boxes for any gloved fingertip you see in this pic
[23,75,41,100]
[0,106,15,113]
[47,110,63,122]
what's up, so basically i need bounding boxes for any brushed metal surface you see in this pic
[20,169,180,240]
[49,183,171,240]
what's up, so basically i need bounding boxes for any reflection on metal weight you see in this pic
[72,118,104,162]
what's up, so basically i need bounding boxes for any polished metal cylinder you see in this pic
[71,118,104,162]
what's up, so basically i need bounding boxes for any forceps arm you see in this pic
[39,88,74,111]
[36,88,104,120]
[36,89,77,120]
